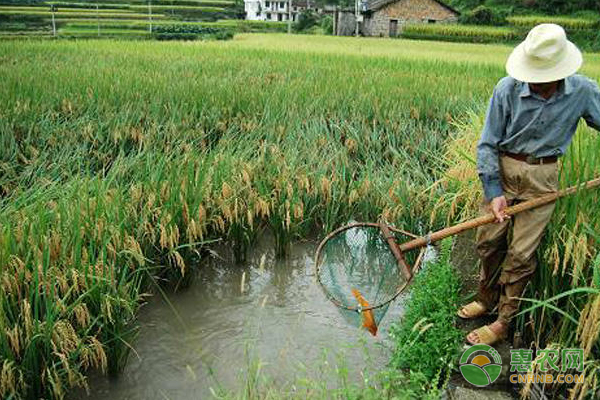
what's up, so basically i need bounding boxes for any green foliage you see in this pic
[313,0,353,8]
[446,0,483,11]
[320,14,332,35]
[459,5,507,25]
[152,23,233,40]
[389,239,463,384]
[294,9,318,32]
[448,0,600,15]
[215,28,233,39]
[525,0,600,16]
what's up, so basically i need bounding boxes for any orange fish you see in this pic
[351,288,378,336]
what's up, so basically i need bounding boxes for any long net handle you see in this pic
[379,221,412,280]
[400,176,600,253]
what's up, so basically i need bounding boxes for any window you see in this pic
[265,1,270,7]
[428,19,436,23]
[266,12,271,19]
[278,13,283,21]
[280,2,284,8]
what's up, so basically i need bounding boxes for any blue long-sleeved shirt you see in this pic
[477,74,600,200]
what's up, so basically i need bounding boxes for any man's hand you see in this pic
[490,196,510,223]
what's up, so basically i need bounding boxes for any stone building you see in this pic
[336,0,459,37]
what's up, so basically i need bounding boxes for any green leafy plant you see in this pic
[459,5,507,25]
[389,239,463,390]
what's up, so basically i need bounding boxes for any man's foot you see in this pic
[466,320,507,345]
[457,301,487,319]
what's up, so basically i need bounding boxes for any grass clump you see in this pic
[388,239,463,397]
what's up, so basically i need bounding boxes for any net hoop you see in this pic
[314,221,425,312]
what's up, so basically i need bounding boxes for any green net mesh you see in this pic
[315,223,421,333]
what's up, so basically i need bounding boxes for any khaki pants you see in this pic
[476,156,558,324]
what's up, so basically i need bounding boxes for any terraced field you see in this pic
[0,0,284,39]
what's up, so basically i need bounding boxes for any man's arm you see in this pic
[583,79,600,130]
[477,85,507,201]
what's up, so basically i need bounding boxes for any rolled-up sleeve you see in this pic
[583,79,600,131]
[477,86,507,201]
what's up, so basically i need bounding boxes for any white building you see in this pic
[245,0,321,22]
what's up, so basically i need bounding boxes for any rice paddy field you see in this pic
[2,33,600,399]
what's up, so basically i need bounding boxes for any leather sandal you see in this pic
[457,301,487,319]
[466,325,506,346]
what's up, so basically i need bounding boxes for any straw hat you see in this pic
[506,23,582,83]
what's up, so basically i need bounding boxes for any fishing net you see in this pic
[315,222,426,335]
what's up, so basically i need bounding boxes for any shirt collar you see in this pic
[561,77,573,96]
[518,81,531,98]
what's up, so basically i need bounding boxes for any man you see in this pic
[457,24,600,345]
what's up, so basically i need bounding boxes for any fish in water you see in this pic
[351,288,378,336]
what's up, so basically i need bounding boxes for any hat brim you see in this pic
[506,40,582,83]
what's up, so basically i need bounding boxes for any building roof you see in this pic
[365,0,459,14]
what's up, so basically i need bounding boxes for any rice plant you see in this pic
[507,15,599,30]
[402,23,520,43]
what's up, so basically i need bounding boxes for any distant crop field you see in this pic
[507,14,599,30]
[0,8,170,19]
[402,23,520,43]
[0,0,240,38]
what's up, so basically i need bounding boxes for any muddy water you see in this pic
[78,232,409,400]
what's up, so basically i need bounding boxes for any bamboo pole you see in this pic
[399,177,600,253]
[379,221,412,280]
